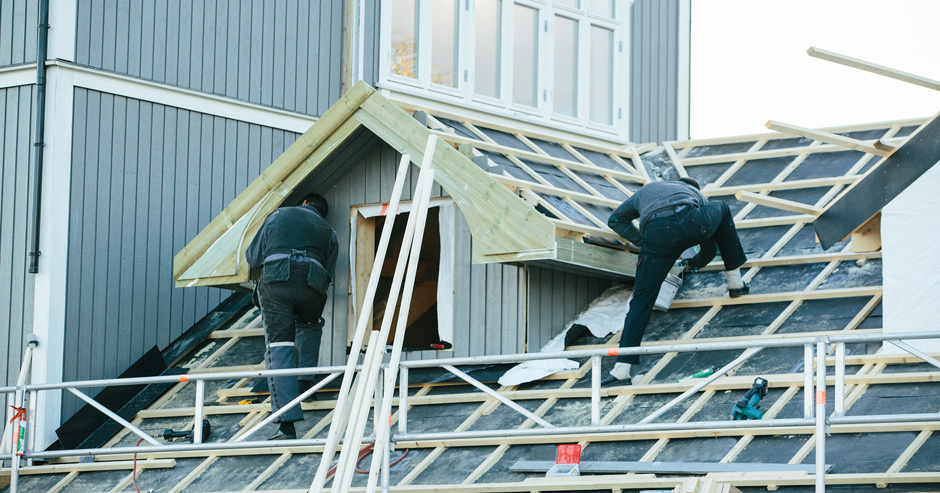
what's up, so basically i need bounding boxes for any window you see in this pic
[513,4,539,107]
[590,26,613,124]
[553,15,578,117]
[380,0,626,138]
[390,0,419,79]
[475,0,502,98]
[432,0,459,87]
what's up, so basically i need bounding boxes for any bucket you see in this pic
[654,273,683,312]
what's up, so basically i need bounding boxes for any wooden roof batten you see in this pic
[173,82,559,289]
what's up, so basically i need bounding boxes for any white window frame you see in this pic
[378,0,629,142]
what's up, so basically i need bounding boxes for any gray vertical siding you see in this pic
[74,0,344,116]
[0,84,36,387]
[63,87,298,419]
[315,138,526,365]
[630,0,688,144]
[0,0,38,67]
[526,267,610,352]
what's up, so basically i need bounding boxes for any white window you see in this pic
[379,0,628,140]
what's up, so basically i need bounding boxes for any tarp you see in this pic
[499,285,632,386]
[882,160,940,353]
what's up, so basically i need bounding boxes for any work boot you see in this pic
[728,282,749,298]
[601,362,632,386]
[725,268,748,298]
[269,422,297,441]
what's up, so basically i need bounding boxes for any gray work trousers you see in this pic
[257,261,328,423]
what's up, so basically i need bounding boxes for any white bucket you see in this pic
[654,273,683,312]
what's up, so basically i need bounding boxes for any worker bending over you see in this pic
[603,177,748,385]
[246,193,338,440]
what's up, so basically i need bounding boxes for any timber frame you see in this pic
[173,82,558,289]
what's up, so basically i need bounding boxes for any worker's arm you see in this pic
[608,196,643,245]
[245,211,278,268]
[325,230,339,282]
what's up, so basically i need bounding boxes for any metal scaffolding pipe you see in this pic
[815,339,828,493]
[66,388,161,447]
[639,347,762,424]
[804,343,814,419]
[443,365,553,428]
[892,340,940,371]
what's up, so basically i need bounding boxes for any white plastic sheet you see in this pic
[882,160,940,353]
[498,285,633,386]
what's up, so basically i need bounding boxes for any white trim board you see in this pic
[0,61,319,133]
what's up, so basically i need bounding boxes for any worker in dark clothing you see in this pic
[602,177,748,385]
[246,193,338,440]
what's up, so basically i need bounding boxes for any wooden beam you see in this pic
[435,132,645,183]
[850,211,881,253]
[669,286,882,309]
[0,459,176,476]
[735,191,823,216]
[700,251,881,271]
[552,237,638,278]
[704,175,861,197]
[766,120,890,157]
[807,46,940,92]
[663,141,690,178]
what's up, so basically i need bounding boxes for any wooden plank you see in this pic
[669,286,882,309]
[850,212,881,253]
[704,176,861,197]
[435,132,645,183]
[734,191,823,216]
[807,46,940,92]
[663,141,689,178]
[552,237,638,278]
[766,120,890,157]
[699,251,881,271]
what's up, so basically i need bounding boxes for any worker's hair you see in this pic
[301,193,329,218]
[678,177,701,190]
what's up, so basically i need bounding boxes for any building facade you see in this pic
[0,0,690,446]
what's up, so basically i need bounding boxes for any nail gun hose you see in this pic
[325,444,410,477]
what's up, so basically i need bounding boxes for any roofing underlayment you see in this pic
[5,113,940,493]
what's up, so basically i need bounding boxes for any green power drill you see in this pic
[731,377,768,420]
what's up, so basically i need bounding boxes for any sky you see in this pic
[690,0,940,139]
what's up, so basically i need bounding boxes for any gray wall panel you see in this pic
[525,266,609,352]
[630,0,688,144]
[0,0,38,67]
[63,88,299,420]
[74,0,343,117]
[0,84,36,387]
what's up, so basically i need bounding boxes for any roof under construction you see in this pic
[5,96,939,492]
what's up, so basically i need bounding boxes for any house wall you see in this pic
[73,0,343,117]
[882,161,940,353]
[62,87,299,419]
[314,138,528,365]
[0,84,36,388]
[0,0,39,68]
[526,267,610,352]
[629,0,690,143]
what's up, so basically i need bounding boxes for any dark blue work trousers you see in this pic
[617,201,747,365]
[257,261,327,423]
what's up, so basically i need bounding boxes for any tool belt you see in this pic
[260,249,329,293]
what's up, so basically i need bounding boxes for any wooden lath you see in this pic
[173,82,556,288]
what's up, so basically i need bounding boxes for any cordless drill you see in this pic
[731,377,768,420]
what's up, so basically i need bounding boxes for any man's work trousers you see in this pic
[617,201,747,365]
[257,261,328,423]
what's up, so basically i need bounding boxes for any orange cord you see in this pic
[324,443,410,478]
